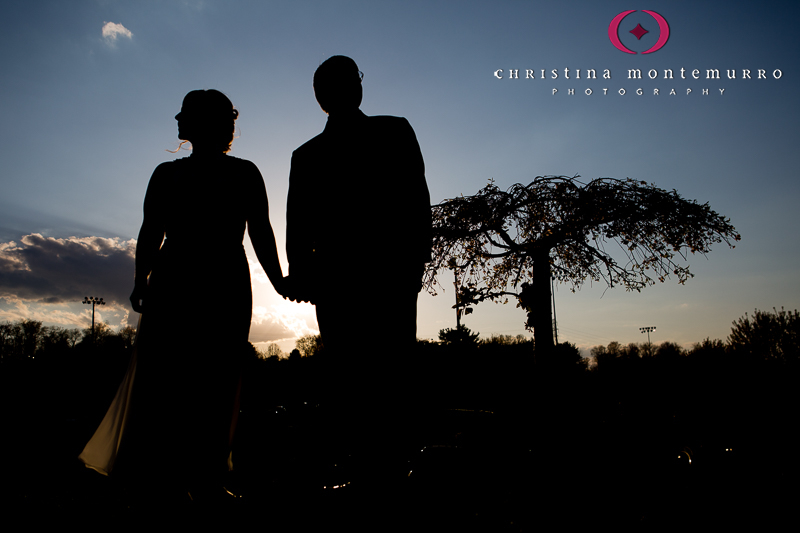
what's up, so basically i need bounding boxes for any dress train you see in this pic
[78,316,141,476]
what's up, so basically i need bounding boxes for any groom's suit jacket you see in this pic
[286,110,431,304]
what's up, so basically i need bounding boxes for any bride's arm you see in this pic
[130,220,164,312]
[130,165,167,313]
[246,162,286,294]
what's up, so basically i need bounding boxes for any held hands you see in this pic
[275,275,312,303]
[130,275,309,312]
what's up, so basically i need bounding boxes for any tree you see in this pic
[118,325,137,350]
[0,321,22,359]
[39,326,70,355]
[654,341,685,361]
[538,341,585,372]
[424,176,740,357]
[590,341,638,369]
[482,333,530,346]
[262,343,283,359]
[688,338,726,364]
[438,324,480,347]
[295,334,323,358]
[19,319,43,358]
[61,328,83,349]
[0,320,73,359]
[82,321,113,345]
[728,307,800,362]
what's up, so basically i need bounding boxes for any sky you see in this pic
[0,0,797,355]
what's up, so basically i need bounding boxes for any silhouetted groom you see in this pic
[286,56,431,366]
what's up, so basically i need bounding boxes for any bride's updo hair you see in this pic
[175,89,239,153]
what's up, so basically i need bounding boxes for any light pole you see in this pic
[453,270,472,329]
[639,326,656,344]
[83,296,105,341]
[551,277,558,345]
[454,271,461,329]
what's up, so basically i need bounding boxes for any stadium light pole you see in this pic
[83,296,105,341]
[639,326,656,345]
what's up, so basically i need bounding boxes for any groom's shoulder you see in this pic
[369,114,411,128]
[369,114,407,122]
[292,131,327,158]
[367,115,416,139]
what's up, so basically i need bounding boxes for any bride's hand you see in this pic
[272,275,290,300]
[129,285,146,313]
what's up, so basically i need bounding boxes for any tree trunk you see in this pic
[528,248,555,360]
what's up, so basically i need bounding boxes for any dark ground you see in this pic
[2,350,798,530]
[3,402,796,531]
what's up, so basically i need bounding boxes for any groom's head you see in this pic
[314,56,363,115]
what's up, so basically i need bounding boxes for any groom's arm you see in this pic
[286,149,317,301]
[402,118,432,267]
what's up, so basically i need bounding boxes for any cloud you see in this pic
[0,234,318,339]
[0,234,135,306]
[102,22,133,45]
[249,302,318,343]
[1,298,89,328]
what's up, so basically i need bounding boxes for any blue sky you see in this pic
[1,1,797,354]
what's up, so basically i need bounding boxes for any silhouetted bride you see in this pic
[79,89,285,501]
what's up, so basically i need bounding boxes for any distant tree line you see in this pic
[244,306,800,393]
[590,306,800,368]
[0,319,139,453]
[3,307,797,441]
[0,319,137,362]
[237,307,799,440]
[4,305,796,376]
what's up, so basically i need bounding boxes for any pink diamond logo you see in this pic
[629,23,648,40]
[610,11,670,54]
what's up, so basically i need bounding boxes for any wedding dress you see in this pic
[79,154,259,480]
